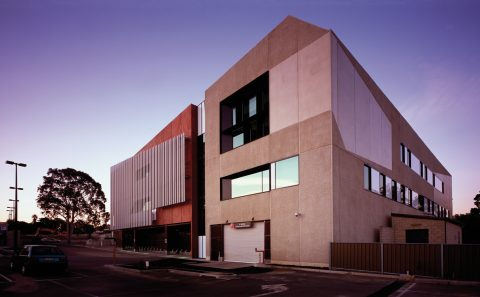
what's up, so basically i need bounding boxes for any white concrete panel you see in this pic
[224,222,264,263]
[331,33,338,121]
[354,72,371,160]
[336,46,356,151]
[370,94,383,167]
[298,34,331,121]
[269,53,298,133]
[381,111,392,169]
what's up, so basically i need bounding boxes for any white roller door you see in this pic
[224,222,264,263]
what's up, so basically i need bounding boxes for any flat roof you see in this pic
[391,213,461,226]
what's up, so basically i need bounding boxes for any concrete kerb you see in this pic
[271,264,480,286]
[104,264,237,280]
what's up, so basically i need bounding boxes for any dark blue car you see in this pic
[10,245,68,275]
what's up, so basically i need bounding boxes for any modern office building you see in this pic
[111,16,456,266]
[110,104,206,258]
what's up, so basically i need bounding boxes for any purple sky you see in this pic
[1,0,479,222]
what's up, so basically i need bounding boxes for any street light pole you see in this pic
[6,160,26,252]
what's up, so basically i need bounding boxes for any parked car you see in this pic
[10,245,68,275]
[40,237,61,245]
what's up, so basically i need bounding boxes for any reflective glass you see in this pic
[405,187,411,205]
[249,97,257,117]
[411,153,421,175]
[371,168,380,194]
[262,170,270,192]
[434,175,443,193]
[232,107,237,126]
[412,191,418,209]
[385,176,393,199]
[231,171,263,198]
[364,165,370,190]
[233,133,244,148]
[427,169,433,185]
[275,156,299,188]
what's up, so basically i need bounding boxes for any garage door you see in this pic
[224,222,264,263]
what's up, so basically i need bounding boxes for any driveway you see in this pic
[0,246,478,297]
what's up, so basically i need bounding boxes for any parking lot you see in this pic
[0,246,478,296]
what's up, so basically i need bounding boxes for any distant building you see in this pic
[111,16,455,266]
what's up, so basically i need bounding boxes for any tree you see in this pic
[474,191,480,210]
[37,168,106,244]
[31,214,38,224]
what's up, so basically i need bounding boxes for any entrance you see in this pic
[167,223,191,254]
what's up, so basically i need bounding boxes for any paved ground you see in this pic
[0,246,478,297]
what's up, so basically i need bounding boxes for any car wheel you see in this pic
[21,264,28,276]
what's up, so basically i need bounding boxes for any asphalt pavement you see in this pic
[0,246,478,297]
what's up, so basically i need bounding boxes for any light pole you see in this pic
[6,160,27,252]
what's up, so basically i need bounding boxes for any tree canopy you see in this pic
[37,168,108,243]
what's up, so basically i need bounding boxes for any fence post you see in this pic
[329,242,332,270]
[380,243,384,273]
[440,244,444,278]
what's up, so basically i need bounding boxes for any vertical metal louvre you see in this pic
[109,134,186,230]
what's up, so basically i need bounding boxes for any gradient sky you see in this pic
[1,0,479,222]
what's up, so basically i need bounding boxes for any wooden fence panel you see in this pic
[331,243,381,272]
[444,244,480,281]
[382,244,441,277]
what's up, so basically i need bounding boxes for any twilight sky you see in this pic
[1,0,479,222]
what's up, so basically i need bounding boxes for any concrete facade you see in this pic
[203,16,454,267]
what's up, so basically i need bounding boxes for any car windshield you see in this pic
[31,246,63,255]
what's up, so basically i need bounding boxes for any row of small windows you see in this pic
[221,156,299,200]
[400,143,444,193]
[363,165,449,218]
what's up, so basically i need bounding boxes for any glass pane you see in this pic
[371,168,380,194]
[397,183,402,202]
[405,187,411,205]
[412,191,418,209]
[249,97,256,117]
[232,107,236,126]
[231,171,263,198]
[233,133,244,148]
[434,175,443,192]
[363,165,370,190]
[385,176,392,199]
[411,153,421,175]
[427,169,433,185]
[270,163,276,189]
[262,170,270,192]
[275,156,299,189]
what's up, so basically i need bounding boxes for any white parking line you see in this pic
[0,273,13,283]
[394,282,416,297]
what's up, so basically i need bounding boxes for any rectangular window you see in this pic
[405,187,411,206]
[411,153,421,176]
[412,190,418,209]
[385,176,393,199]
[397,183,403,203]
[262,170,269,192]
[363,165,371,190]
[273,156,299,189]
[221,165,270,200]
[400,144,406,164]
[232,107,237,126]
[371,168,381,195]
[407,149,412,167]
[248,97,256,117]
[434,175,444,193]
[232,133,244,148]
[220,73,269,153]
[427,169,433,186]
[418,196,425,212]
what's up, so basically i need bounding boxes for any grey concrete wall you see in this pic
[204,17,333,266]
